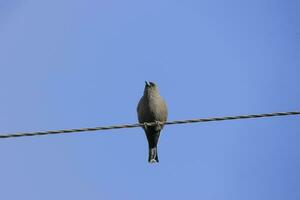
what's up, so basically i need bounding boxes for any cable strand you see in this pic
[0,111,299,139]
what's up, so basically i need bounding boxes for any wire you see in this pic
[0,111,299,139]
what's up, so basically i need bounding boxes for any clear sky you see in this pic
[0,0,299,199]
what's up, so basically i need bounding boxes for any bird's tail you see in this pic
[148,147,159,163]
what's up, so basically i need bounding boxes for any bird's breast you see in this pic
[143,95,167,122]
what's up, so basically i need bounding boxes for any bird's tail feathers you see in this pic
[148,147,159,163]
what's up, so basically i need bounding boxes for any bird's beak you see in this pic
[145,81,150,86]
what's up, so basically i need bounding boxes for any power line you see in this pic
[0,111,299,139]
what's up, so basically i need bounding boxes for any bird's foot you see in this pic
[155,121,161,126]
[154,121,162,129]
[143,122,149,130]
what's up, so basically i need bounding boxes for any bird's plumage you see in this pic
[137,81,168,163]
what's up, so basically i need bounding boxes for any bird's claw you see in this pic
[143,122,149,130]
[155,121,161,126]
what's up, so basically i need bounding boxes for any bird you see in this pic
[137,81,168,163]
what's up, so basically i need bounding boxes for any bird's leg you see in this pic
[143,122,149,131]
[155,121,162,129]
[155,121,161,125]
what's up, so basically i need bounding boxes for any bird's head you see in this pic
[144,81,159,95]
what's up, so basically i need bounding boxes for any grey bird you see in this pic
[137,81,168,163]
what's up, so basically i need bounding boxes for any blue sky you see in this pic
[0,0,299,199]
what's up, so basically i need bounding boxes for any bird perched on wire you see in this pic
[137,81,168,163]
